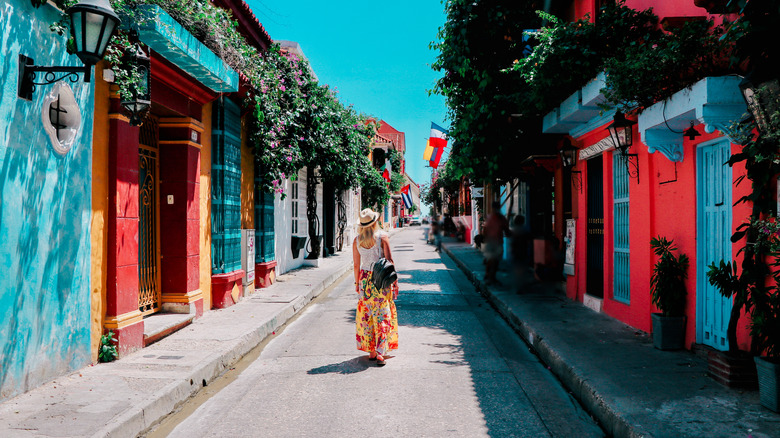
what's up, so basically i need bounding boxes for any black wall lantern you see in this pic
[606,110,640,182]
[559,139,578,169]
[120,44,152,126]
[606,111,636,155]
[739,71,780,134]
[18,0,120,100]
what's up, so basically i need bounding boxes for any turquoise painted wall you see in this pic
[1,0,94,401]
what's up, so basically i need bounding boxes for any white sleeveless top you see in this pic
[357,232,386,271]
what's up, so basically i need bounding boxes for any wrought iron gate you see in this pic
[586,157,604,298]
[138,116,160,315]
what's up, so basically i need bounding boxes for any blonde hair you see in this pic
[358,221,380,248]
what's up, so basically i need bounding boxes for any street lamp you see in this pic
[18,0,120,100]
[606,111,637,155]
[120,44,152,126]
[606,110,640,182]
[559,139,578,169]
[739,71,780,134]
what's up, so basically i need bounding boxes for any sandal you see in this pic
[368,352,377,361]
[376,355,386,367]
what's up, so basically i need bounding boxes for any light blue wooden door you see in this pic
[696,139,733,351]
[613,153,630,304]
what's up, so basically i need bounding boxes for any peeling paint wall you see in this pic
[1,0,94,401]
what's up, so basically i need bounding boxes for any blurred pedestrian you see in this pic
[431,216,442,252]
[511,214,533,292]
[352,208,399,366]
[481,201,510,285]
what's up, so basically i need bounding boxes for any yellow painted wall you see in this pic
[90,60,110,363]
[240,115,255,296]
[241,115,254,230]
[200,102,213,310]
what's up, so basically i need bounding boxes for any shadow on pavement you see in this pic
[306,357,372,375]
[341,231,603,437]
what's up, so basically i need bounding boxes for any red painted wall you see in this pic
[730,141,753,352]
[106,119,140,318]
[627,0,710,20]
[568,121,754,350]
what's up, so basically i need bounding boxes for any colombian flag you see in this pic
[430,144,446,169]
[423,122,448,161]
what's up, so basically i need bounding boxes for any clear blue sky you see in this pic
[246,0,449,215]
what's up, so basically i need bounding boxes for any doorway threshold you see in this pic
[143,312,195,347]
[583,293,603,313]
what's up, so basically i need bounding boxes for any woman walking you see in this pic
[353,208,399,366]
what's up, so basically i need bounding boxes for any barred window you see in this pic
[291,181,299,234]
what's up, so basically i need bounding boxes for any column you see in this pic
[158,117,204,316]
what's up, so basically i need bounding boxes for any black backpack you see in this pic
[371,257,397,290]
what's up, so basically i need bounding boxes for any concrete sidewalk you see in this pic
[0,252,352,438]
[441,237,780,438]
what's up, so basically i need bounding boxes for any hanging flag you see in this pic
[423,122,448,161]
[430,143,446,169]
[381,159,392,182]
[401,184,413,209]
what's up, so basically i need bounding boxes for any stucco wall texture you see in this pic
[1,0,94,401]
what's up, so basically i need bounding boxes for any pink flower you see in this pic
[281,85,286,91]
[286,156,292,162]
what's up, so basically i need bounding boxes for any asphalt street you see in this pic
[149,228,604,437]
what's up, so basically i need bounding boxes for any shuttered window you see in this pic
[613,153,630,304]
[211,98,243,274]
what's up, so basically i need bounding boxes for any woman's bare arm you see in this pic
[352,238,360,293]
[381,235,394,263]
[381,235,398,298]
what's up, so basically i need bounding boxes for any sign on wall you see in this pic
[564,219,576,276]
[242,229,256,285]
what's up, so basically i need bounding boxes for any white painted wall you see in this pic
[340,188,361,252]
[275,167,309,275]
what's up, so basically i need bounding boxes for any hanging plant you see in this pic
[602,18,730,112]
[46,0,378,198]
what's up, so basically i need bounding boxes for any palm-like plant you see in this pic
[650,236,689,317]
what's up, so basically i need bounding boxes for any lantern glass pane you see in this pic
[607,126,619,150]
[71,11,84,52]
[97,19,117,57]
[84,11,104,54]
[623,126,632,147]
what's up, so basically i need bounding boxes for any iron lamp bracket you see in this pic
[18,55,92,101]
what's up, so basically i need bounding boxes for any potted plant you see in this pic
[752,288,780,412]
[649,236,689,350]
[752,217,780,412]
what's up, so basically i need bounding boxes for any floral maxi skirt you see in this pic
[356,269,398,355]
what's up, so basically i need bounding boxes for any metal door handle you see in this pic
[715,202,724,206]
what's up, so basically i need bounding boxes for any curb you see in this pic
[441,243,646,438]
[100,261,352,438]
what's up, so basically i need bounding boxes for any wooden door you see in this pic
[696,139,733,351]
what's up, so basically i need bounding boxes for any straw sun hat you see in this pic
[359,208,379,227]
